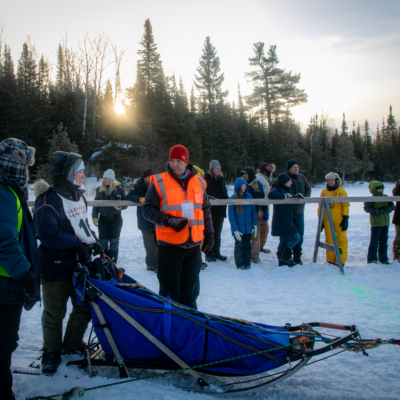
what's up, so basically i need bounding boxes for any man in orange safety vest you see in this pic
[142,145,214,309]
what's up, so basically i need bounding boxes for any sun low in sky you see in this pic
[2,0,399,131]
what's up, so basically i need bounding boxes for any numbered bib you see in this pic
[57,194,96,244]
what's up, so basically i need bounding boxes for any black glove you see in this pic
[384,207,393,213]
[202,235,214,254]
[74,241,88,264]
[294,193,304,199]
[339,215,349,231]
[17,270,40,311]
[92,241,104,256]
[166,216,189,232]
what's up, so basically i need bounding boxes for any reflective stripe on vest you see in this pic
[0,186,22,278]
[153,172,206,245]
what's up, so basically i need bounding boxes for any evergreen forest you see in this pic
[0,19,399,184]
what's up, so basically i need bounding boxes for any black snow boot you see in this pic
[41,349,61,375]
[293,253,303,265]
[277,251,295,267]
[214,254,227,261]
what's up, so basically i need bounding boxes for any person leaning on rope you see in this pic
[0,138,40,400]
[92,169,127,265]
[142,145,214,310]
[33,152,103,375]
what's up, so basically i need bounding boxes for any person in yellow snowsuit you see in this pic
[318,172,350,265]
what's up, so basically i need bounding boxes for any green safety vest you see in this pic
[0,186,23,278]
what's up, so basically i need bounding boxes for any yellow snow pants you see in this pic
[323,221,348,265]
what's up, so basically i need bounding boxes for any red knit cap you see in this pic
[169,144,189,163]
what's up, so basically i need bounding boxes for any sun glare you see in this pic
[115,103,125,115]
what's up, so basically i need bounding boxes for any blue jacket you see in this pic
[127,178,154,231]
[228,178,257,235]
[241,167,265,212]
[0,172,39,303]
[268,184,298,237]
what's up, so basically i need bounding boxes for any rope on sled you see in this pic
[25,339,316,400]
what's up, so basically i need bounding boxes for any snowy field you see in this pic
[14,181,400,400]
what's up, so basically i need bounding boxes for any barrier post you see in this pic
[324,198,345,275]
[313,201,325,263]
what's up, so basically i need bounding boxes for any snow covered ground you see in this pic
[15,181,400,400]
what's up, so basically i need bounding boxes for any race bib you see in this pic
[57,194,96,244]
[181,200,194,220]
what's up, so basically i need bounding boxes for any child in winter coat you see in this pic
[228,178,258,269]
[318,172,349,266]
[268,174,301,267]
[364,181,395,264]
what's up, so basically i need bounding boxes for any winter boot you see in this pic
[41,349,61,375]
[205,254,217,262]
[393,242,400,262]
[215,254,227,261]
[200,262,208,270]
[277,251,295,267]
[293,253,303,265]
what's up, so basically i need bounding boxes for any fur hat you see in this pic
[103,169,115,180]
[260,163,276,177]
[169,144,189,163]
[0,138,35,187]
[325,172,342,186]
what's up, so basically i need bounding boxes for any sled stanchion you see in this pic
[99,293,211,389]
[324,199,344,275]
[313,201,325,263]
[90,301,129,378]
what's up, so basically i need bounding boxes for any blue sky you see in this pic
[2,0,399,133]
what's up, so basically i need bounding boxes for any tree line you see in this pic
[0,18,398,184]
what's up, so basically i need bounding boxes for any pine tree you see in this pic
[36,122,79,183]
[335,135,362,181]
[137,19,162,94]
[363,120,372,158]
[245,43,307,128]
[340,113,348,136]
[194,36,227,114]
[17,42,38,103]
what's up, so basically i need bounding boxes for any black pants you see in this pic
[208,215,225,256]
[157,245,202,310]
[0,304,23,400]
[98,214,123,263]
[234,234,251,268]
[367,226,389,262]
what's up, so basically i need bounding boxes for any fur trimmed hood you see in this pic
[33,179,50,198]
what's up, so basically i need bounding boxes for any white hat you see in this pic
[103,169,115,180]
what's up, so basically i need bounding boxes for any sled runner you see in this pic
[61,255,366,396]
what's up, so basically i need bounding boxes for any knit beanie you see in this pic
[142,168,154,180]
[103,169,115,180]
[0,138,35,187]
[277,173,291,186]
[209,160,221,169]
[169,145,189,163]
[260,163,276,177]
[287,159,298,170]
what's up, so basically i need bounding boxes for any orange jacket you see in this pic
[150,171,207,246]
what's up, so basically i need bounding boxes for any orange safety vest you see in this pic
[151,171,206,245]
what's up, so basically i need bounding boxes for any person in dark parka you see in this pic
[33,152,103,375]
[204,160,229,262]
[392,180,400,262]
[127,168,158,271]
[268,173,301,267]
[92,169,127,264]
[286,159,311,265]
[0,138,39,400]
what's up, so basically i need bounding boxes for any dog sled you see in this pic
[66,256,366,396]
